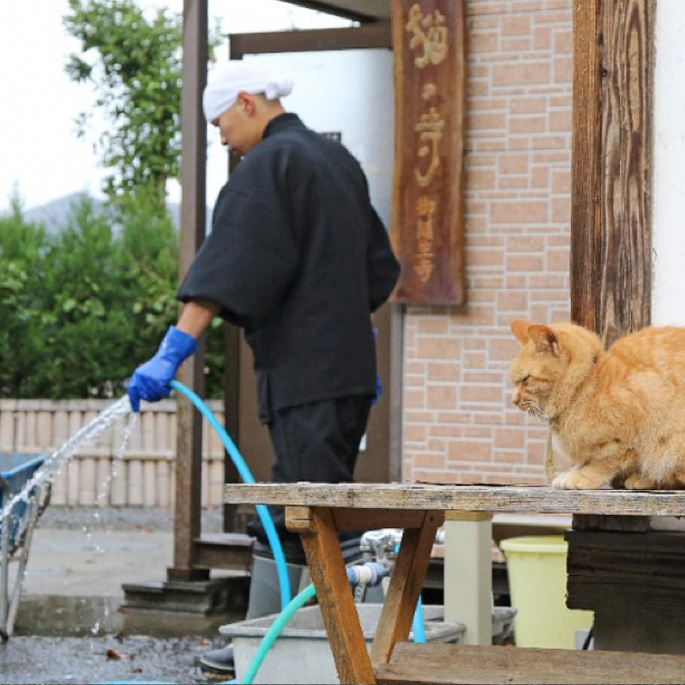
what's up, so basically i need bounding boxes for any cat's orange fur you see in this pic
[510,320,685,490]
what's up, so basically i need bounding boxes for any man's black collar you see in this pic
[263,112,304,139]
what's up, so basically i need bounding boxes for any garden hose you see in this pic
[169,380,292,611]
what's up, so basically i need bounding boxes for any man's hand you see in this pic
[127,326,198,412]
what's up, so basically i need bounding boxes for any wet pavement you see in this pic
[2,507,236,685]
[0,634,226,684]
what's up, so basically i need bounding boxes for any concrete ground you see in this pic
[2,507,235,685]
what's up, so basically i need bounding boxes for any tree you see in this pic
[0,192,51,397]
[64,0,183,209]
[0,193,226,399]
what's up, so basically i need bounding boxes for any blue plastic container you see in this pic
[0,453,45,548]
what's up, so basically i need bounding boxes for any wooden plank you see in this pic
[390,0,467,305]
[51,469,68,506]
[375,642,685,685]
[96,458,111,505]
[80,458,96,506]
[143,461,156,507]
[566,529,685,610]
[194,533,254,571]
[128,460,143,506]
[67,459,80,506]
[573,514,651,532]
[0,408,14,451]
[287,506,445,535]
[229,23,392,57]
[25,411,37,450]
[370,511,442,666]
[334,508,444,531]
[300,507,376,685]
[110,459,127,506]
[53,411,69,450]
[37,411,52,449]
[157,461,171,509]
[224,483,685,516]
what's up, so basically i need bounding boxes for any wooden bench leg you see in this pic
[370,510,443,667]
[290,506,377,685]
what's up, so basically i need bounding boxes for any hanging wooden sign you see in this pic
[390,0,467,305]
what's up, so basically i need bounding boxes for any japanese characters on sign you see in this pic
[391,0,466,305]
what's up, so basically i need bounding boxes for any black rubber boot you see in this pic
[199,551,306,679]
[199,536,363,679]
[198,644,235,679]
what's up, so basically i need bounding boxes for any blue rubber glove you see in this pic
[371,327,382,406]
[372,372,383,406]
[127,326,197,412]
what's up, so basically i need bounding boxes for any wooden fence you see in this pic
[0,399,227,508]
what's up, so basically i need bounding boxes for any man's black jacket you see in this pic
[178,113,400,421]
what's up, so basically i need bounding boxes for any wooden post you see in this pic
[571,0,654,345]
[569,0,656,651]
[168,0,209,582]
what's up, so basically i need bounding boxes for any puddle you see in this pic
[15,594,246,639]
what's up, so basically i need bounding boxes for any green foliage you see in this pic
[1,0,229,399]
[64,0,183,207]
[0,192,51,397]
[0,194,225,399]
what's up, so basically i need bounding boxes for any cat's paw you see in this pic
[552,469,606,489]
[552,471,573,489]
[624,474,658,490]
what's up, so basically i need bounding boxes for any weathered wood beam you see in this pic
[169,0,209,582]
[571,0,655,346]
[228,24,391,57]
[224,482,685,517]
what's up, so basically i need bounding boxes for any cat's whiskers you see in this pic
[523,401,554,429]
[522,401,557,479]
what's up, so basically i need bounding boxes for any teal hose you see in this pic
[240,583,317,685]
[169,380,292,610]
[412,594,426,643]
[167,382,426,682]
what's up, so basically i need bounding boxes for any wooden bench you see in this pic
[224,483,685,685]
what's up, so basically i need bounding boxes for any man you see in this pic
[127,61,400,677]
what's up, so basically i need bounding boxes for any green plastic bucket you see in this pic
[500,535,593,648]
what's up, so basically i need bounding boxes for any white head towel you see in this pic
[203,61,294,123]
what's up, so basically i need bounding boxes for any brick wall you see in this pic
[401,0,573,485]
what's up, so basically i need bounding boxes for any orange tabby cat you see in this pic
[510,320,685,490]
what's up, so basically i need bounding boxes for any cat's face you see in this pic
[509,320,603,421]
[509,321,563,420]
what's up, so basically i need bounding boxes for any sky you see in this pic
[0,0,351,214]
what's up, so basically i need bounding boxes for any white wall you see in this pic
[652,1,685,325]
[243,49,395,224]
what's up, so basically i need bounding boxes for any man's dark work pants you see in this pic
[245,395,371,617]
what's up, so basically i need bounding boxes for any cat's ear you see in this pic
[528,324,560,356]
[511,320,535,345]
